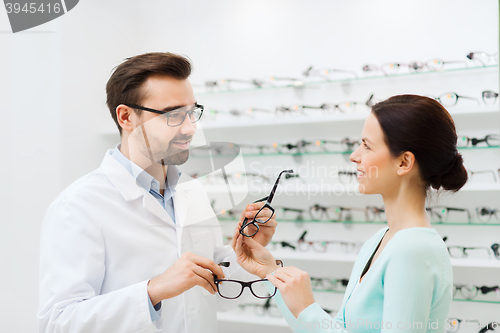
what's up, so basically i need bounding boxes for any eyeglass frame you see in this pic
[124,103,204,127]
[429,92,480,107]
[239,170,294,237]
[214,260,283,299]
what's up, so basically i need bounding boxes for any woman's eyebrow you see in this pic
[362,138,374,145]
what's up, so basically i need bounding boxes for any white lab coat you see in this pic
[38,150,256,333]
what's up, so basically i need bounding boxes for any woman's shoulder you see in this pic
[387,227,449,260]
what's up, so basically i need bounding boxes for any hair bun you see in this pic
[430,153,468,192]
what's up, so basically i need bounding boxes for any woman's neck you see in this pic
[382,181,432,235]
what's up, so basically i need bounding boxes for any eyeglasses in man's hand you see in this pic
[214,260,283,299]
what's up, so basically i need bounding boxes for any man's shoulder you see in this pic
[53,167,113,205]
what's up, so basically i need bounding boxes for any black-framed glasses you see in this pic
[426,206,471,223]
[447,245,493,259]
[428,92,479,107]
[476,207,500,223]
[338,170,357,184]
[309,204,366,222]
[457,134,500,148]
[466,51,499,66]
[124,103,204,127]
[310,277,349,291]
[214,260,283,299]
[240,170,294,237]
[453,283,500,300]
[482,90,499,105]
[275,207,305,221]
[297,230,360,253]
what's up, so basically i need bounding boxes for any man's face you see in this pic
[129,75,197,166]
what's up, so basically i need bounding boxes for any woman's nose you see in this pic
[349,148,360,163]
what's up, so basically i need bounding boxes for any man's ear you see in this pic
[396,151,415,176]
[116,104,134,132]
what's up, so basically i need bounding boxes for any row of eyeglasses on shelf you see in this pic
[203,91,499,120]
[257,231,500,261]
[217,204,500,224]
[196,51,498,91]
[192,134,499,157]
[196,166,500,188]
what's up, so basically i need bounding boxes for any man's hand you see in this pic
[147,252,225,305]
[240,201,277,247]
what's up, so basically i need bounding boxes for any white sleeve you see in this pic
[38,197,162,333]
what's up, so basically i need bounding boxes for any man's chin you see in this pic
[161,150,189,165]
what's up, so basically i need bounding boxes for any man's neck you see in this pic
[120,141,168,195]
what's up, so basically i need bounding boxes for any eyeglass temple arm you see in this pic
[267,170,293,203]
[458,95,480,104]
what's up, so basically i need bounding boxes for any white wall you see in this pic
[0,1,497,331]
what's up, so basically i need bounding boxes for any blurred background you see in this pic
[0,0,498,332]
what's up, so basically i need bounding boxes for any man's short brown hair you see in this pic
[106,52,192,135]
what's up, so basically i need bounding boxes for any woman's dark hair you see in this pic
[371,94,468,192]
[106,52,192,135]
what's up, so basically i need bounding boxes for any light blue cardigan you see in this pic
[271,227,453,333]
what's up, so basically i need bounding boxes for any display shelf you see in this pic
[202,182,500,194]
[268,251,500,268]
[218,217,500,227]
[195,65,499,96]
[191,145,499,159]
[217,312,288,327]
[197,107,499,131]
[452,299,500,305]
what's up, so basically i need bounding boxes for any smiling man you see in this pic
[38,52,278,333]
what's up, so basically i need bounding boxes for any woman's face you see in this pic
[349,113,399,195]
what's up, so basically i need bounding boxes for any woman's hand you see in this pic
[240,202,277,247]
[266,267,316,318]
[231,224,278,279]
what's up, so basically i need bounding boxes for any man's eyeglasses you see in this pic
[124,103,204,127]
[214,260,283,299]
[239,170,294,237]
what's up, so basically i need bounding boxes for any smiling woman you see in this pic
[232,94,466,333]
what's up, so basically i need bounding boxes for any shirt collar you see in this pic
[111,144,181,197]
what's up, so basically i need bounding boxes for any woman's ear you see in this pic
[396,151,416,176]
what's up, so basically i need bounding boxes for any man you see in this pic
[38,52,277,332]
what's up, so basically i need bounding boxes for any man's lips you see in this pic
[172,140,190,149]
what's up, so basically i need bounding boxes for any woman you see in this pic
[233,95,468,332]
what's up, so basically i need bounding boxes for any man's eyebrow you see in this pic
[161,102,197,112]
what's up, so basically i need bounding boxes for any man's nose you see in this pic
[179,113,197,135]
